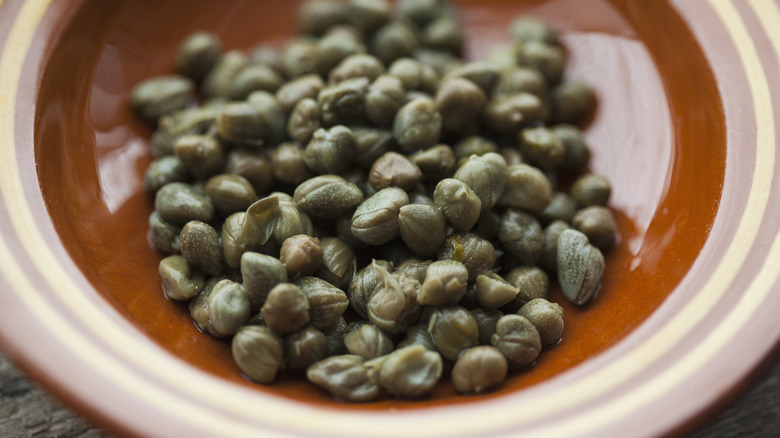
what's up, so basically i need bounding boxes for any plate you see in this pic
[0,0,778,436]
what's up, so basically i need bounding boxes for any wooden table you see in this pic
[0,351,778,438]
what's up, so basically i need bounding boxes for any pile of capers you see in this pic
[136,0,616,402]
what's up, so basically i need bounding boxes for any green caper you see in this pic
[511,17,558,46]
[438,232,496,281]
[387,57,439,93]
[494,66,546,98]
[352,126,397,169]
[314,33,366,78]
[249,44,284,72]
[232,325,284,384]
[369,152,422,191]
[470,308,503,346]
[348,259,394,318]
[285,327,329,373]
[443,61,500,95]
[475,272,519,309]
[144,156,188,193]
[518,298,564,347]
[351,187,409,245]
[427,305,479,361]
[179,220,223,276]
[154,182,214,226]
[276,73,325,114]
[149,211,181,255]
[271,142,315,186]
[481,92,542,133]
[216,102,266,146]
[224,149,275,196]
[498,163,552,212]
[203,50,248,99]
[329,53,384,84]
[307,355,379,402]
[536,191,577,225]
[499,209,544,265]
[347,0,392,33]
[398,0,446,26]
[315,237,357,290]
[344,323,394,360]
[172,134,224,180]
[422,16,463,54]
[571,173,611,207]
[491,314,541,368]
[502,266,549,313]
[295,276,350,331]
[261,282,310,336]
[519,126,565,171]
[158,255,205,301]
[367,262,420,334]
[304,125,358,174]
[553,124,591,171]
[297,0,347,35]
[435,77,486,133]
[294,175,364,218]
[131,75,195,121]
[241,251,288,310]
[453,152,507,211]
[229,63,285,100]
[318,77,370,127]
[572,205,618,249]
[518,41,565,85]
[324,316,349,356]
[452,345,508,394]
[392,98,442,152]
[365,75,408,128]
[370,21,419,65]
[557,228,604,305]
[398,203,447,257]
[538,220,570,274]
[417,260,468,306]
[366,345,443,398]
[207,279,252,337]
[453,136,498,163]
[204,174,258,216]
[287,97,321,144]
[176,31,222,80]
[397,324,437,351]
[552,80,595,124]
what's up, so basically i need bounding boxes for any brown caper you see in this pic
[553,124,591,171]
[369,151,422,191]
[232,325,284,384]
[410,144,456,181]
[271,142,315,186]
[434,77,486,133]
[536,192,577,225]
[452,346,507,394]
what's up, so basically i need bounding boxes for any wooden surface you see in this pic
[0,350,777,438]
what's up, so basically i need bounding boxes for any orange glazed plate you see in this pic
[0,1,778,437]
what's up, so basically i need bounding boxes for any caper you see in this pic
[422,16,463,54]
[314,33,366,78]
[398,0,446,26]
[351,187,409,245]
[393,98,442,152]
[553,124,591,171]
[131,75,195,121]
[298,0,347,35]
[203,50,248,99]
[494,66,546,98]
[453,152,507,211]
[438,232,496,281]
[398,203,447,257]
[552,80,595,124]
[307,355,379,402]
[511,17,559,46]
[365,75,408,128]
[370,21,419,65]
[366,345,443,398]
[271,142,315,186]
[443,61,500,95]
[224,149,275,196]
[571,173,611,207]
[572,205,618,249]
[241,251,288,310]
[144,156,188,193]
[470,308,504,346]
[387,57,439,93]
[475,272,518,309]
[481,92,542,133]
[285,327,329,373]
[280,234,324,278]
[205,279,252,337]
[417,260,468,306]
[176,31,222,80]
[348,259,394,318]
[276,74,325,114]
[502,266,549,313]
[287,98,321,144]
[491,314,541,368]
[409,144,456,181]
[204,174,258,216]
[315,237,357,290]
[329,53,384,84]
[435,77,486,134]
[344,323,394,360]
[149,211,181,255]
[294,175,364,218]
[453,136,498,163]
[518,298,564,347]
[499,209,544,265]
[452,346,507,394]
[427,305,479,361]
[498,163,552,211]
[538,220,570,274]
[282,38,318,78]
[172,134,225,180]
[262,281,311,336]
[318,77,370,127]
[557,229,604,305]
[229,63,285,100]
[397,324,437,351]
[295,276,350,331]
[304,125,358,174]
[369,152,422,191]
[158,255,205,301]
[324,316,349,356]
[347,0,392,33]
[536,192,577,225]
[154,182,214,226]
[232,325,284,384]
[367,262,420,334]
[179,221,223,276]
[519,126,565,171]
[518,41,565,86]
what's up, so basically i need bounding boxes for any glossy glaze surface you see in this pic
[33,0,724,407]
